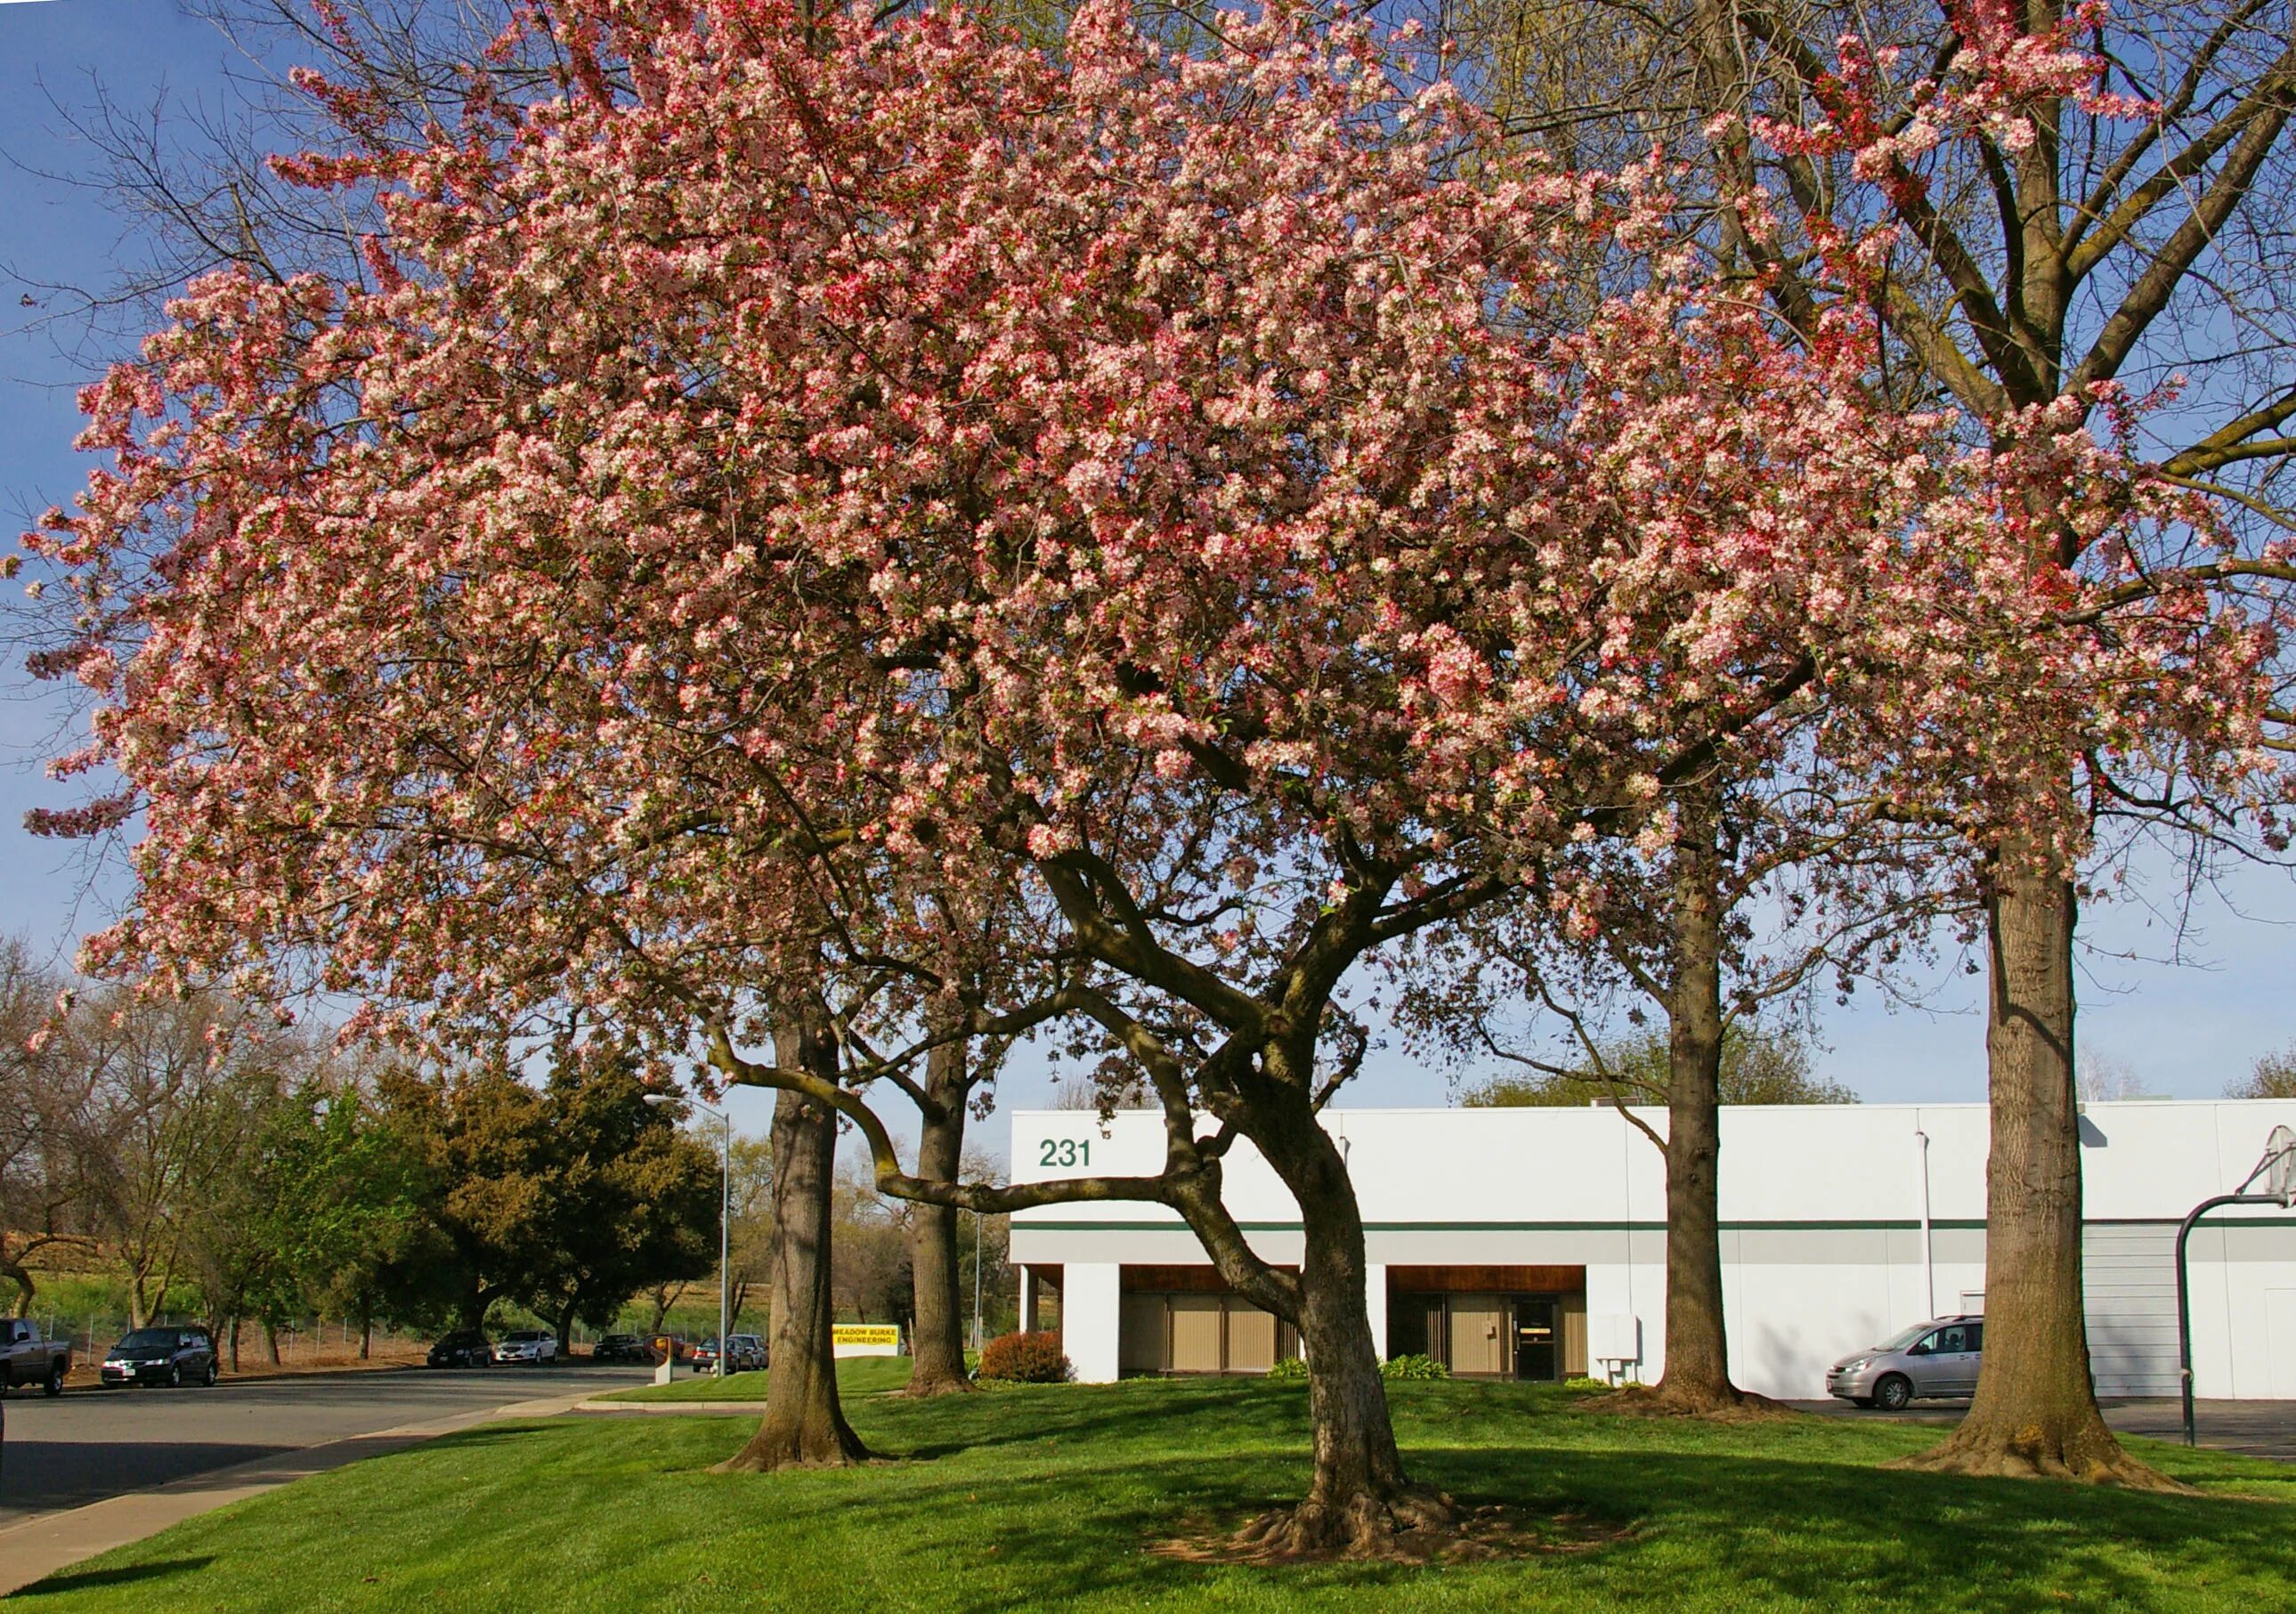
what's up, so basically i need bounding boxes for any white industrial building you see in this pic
[1009,1099,2296,1400]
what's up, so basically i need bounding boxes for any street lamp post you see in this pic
[646,1093,732,1380]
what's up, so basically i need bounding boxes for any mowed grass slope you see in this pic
[25,1365,2295,1613]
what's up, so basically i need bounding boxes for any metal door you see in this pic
[2082,1223,2181,1396]
[1513,1297,1559,1382]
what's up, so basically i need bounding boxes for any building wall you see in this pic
[1011,1100,2296,1398]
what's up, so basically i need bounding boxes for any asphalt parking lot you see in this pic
[1791,1397,2296,1462]
[0,1363,651,1526]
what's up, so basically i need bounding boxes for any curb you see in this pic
[0,1387,596,1596]
[574,1398,763,1415]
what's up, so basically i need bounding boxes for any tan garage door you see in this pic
[1226,1304,1278,1373]
[1562,1294,1588,1378]
[1120,1294,1170,1375]
[1448,1298,1509,1376]
[1169,1294,1224,1373]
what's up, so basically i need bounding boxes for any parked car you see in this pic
[492,1329,560,1366]
[591,1334,653,1364]
[0,1317,72,1397]
[100,1325,219,1389]
[1826,1316,1984,1410]
[426,1329,494,1368]
[687,1334,765,1375]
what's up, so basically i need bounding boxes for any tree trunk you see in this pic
[2,1254,33,1318]
[227,1315,241,1374]
[556,1300,580,1362]
[264,1320,281,1367]
[904,1038,973,1398]
[720,1016,867,1472]
[359,1308,372,1360]
[1651,796,1743,1412]
[1894,855,2175,1488]
[1231,1099,1450,1556]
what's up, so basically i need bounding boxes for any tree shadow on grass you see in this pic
[808,1440,2296,1614]
[19,1559,216,1595]
[885,1379,1311,1463]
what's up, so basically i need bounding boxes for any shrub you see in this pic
[1380,1353,1450,1381]
[1562,1375,1611,1392]
[1264,1355,1310,1383]
[976,1329,1073,1383]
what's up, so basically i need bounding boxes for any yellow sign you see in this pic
[832,1325,901,1348]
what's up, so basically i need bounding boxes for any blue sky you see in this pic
[3,2,2292,1139]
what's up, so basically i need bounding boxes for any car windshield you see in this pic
[1873,1322,1936,1352]
[116,1329,177,1350]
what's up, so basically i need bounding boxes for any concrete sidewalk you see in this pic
[0,1388,593,1597]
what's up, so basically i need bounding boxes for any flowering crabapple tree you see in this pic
[19,0,2130,1546]
[1427,0,2296,1473]
[1675,1,2296,1485]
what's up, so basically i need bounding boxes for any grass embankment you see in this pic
[25,1364,2294,1612]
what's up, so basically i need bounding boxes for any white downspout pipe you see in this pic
[1914,1122,1935,1318]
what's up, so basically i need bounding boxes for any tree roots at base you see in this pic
[1229,1485,1464,1561]
[1886,1423,2189,1492]
[711,1424,872,1473]
[897,1370,977,1399]
[1155,1490,1636,1565]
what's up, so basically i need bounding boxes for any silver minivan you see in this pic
[1824,1315,1984,1410]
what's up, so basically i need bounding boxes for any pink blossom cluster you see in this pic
[19,0,2283,1056]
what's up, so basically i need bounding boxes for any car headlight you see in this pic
[1840,1359,1870,1374]
[105,1358,127,1368]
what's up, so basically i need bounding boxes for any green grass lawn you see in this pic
[25,1367,2296,1612]
[596,1356,912,1402]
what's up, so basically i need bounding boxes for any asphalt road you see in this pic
[0,1363,653,1526]
[1790,1397,2296,1462]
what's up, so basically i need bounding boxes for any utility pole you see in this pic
[646,1093,733,1378]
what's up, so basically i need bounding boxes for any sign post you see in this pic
[832,1324,904,1359]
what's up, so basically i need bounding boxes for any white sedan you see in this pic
[491,1329,560,1365]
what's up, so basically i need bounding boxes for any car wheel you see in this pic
[168,1363,183,1389]
[1873,1374,1912,1412]
[45,1364,65,1398]
[205,1359,219,1387]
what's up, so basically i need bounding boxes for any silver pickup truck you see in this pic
[0,1317,72,1397]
